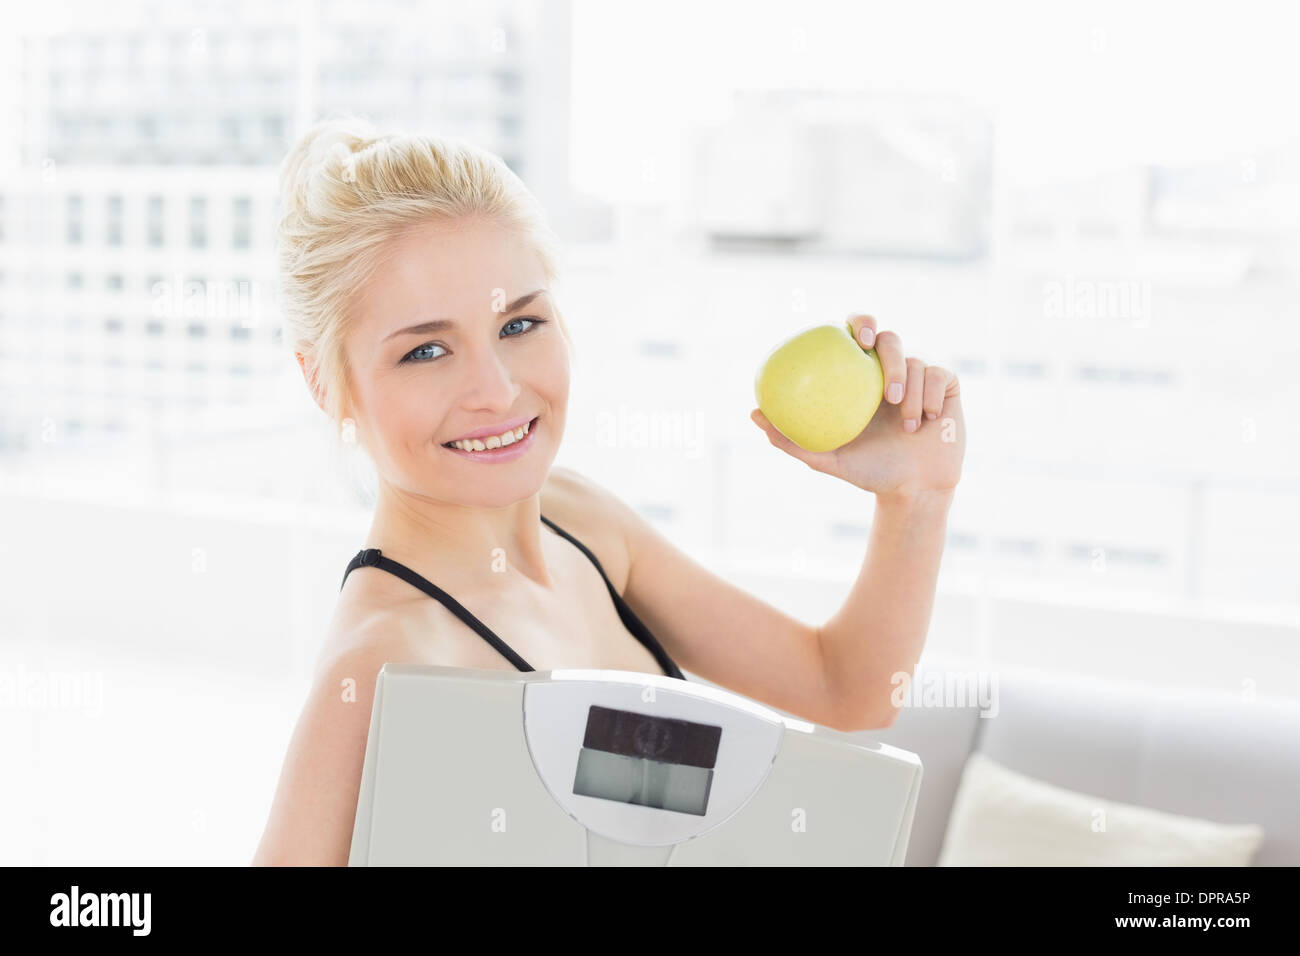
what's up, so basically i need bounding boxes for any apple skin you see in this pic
[754,321,885,452]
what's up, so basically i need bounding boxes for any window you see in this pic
[231,196,252,249]
[146,195,164,246]
[105,194,123,245]
[1076,365,1175,386]
[1064,543,1164,566]
[65,194,83,244]
[189,196,207,249]
[1004,360,1047,379]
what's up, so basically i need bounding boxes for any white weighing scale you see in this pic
[348,664,923,866]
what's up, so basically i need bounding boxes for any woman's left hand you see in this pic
[750,314,965,500]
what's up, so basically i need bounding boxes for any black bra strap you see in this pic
[340,516,684,680]
[540,515,684,681]
[340,547,534,671]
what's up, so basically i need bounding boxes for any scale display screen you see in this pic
[572,705,722,816]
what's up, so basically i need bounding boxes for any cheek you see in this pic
[542,337,572,396]
[362,378,434,453]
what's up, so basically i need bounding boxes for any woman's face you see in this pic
[342,217,569,506]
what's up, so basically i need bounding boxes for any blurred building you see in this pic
[685,89,993,259]
[0,0,608,463]
[0,5,1295,617]
[1003,140,1300,278]
[963,139,1300,609]
[572,119,1300,612]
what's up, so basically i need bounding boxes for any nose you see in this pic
[457,340,521,414]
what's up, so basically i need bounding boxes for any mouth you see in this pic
[441,415,540,460]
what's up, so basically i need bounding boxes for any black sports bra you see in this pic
[340,513,686,681]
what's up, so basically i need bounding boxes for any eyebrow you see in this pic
[381,289,548,342]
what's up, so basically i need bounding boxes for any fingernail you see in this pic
[888,383,904,403]
[859,326,874,347]
[925,411,937,420]
[903,419,918,433]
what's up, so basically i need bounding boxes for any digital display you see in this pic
[572,705,721,816]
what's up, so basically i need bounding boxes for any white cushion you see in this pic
[937,752,1265,866]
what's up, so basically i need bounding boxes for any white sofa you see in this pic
[847,659,1300,866]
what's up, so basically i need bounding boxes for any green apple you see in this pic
[754,320,885,452]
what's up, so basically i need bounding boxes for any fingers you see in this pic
[873,330,906,405]
[901,357,926,432]
[920,364,951,421]
[846,316,957,431]
[848,313,878,349]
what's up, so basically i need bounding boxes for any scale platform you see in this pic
[348,663,922,866]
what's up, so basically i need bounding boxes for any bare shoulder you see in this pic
[253,622,414,866]
[317,576,431,677]
[541,464,634,537]
[540,465,637,592]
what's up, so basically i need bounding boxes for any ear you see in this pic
[295,351,328,415]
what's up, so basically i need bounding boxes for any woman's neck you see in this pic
[364,483,556,592]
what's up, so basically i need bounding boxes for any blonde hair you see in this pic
[276,114,570,430]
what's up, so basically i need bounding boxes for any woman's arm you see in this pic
[745,315,964,730]
[251,634,407,866]
[592,314,963,734]
[605,480,952,734]
[817,488,955,730]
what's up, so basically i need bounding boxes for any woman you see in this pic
[253,117,965,865]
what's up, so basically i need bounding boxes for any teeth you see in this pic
[448,419,532,452]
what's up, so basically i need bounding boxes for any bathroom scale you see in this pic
[348,663,922,866]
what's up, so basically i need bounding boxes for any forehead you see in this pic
[355,218,546,335]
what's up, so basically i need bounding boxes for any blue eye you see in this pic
[502,316,541,337]
[402,342,446,363]
[399,316,546,365]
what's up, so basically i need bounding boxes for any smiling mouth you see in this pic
[442,416,539,450]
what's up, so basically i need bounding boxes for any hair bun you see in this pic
[277,116,376,220]
[327,140,359,183]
